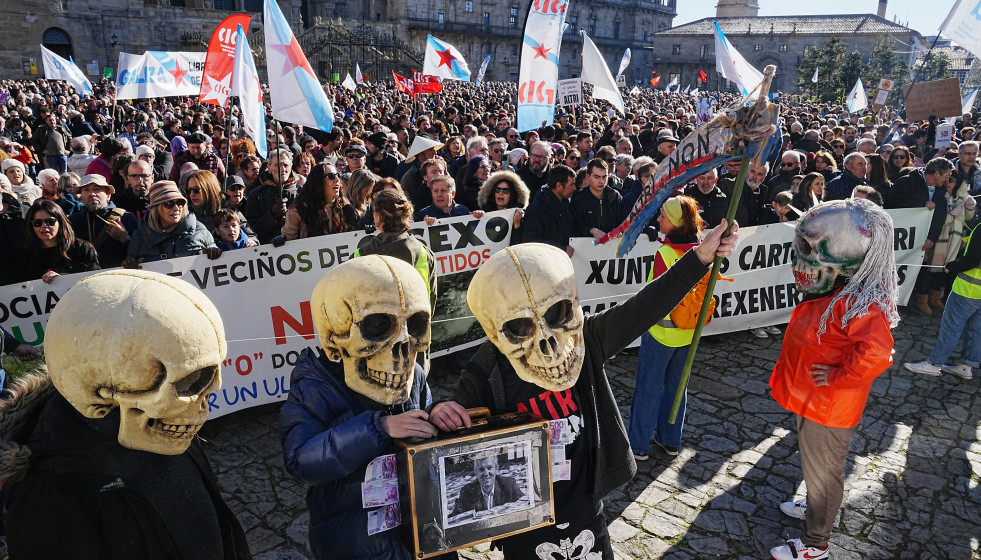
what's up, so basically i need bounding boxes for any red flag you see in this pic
[411,70,443,94]
[697,67,708,83]
[393,71,416,97]
[650,76,660,87]
[199,14,252,106]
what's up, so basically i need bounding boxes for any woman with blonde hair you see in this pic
[125,180,220,266]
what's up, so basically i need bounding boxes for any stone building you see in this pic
[650,1,925,93]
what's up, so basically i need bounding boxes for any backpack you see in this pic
[669,270,733,330]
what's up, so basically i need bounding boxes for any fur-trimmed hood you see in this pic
[0,372,58,485]
[477,170,531,211]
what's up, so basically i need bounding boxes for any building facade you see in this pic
[651,13,925,93]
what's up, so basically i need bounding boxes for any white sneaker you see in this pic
[750,327,769,339]
[904,360,941,376]
[770,539,829,560]
[633,452,649,462]
[941,363,974,380]
[779,498,807,519]
[766,325,782,335]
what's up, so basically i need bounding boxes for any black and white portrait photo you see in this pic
[440,441,534,529]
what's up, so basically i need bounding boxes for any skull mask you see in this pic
[46,270,226,455]
[312,255,431,405]
[468,244,585,391]
[792,199,875,294]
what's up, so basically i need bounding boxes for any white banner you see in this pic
[572,208,931,343]
[115,51,206,100]
[0,209,931,417]
[0,212,515,418]
[516,0,568,132]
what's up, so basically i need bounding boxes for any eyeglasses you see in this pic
[346,153,366,159]
[325,172,338,180]
[129,173,152,179]
[892,154,907,160]
[780,162,797,168]
[31,218,57,227]
[162,199,186,209]
[186,187,201,194]
[493,149,505,154]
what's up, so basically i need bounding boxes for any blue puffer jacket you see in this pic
[279,348,430,560]
[127,211,217,262]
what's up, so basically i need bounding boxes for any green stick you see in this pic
[668,152,749,423]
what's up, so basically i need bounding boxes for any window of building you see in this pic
[509,7,518,27]
[438,11,445,29]
[170,0,186,6]
[511,45,518,56]
[672,44,681,55]
[779,44,787,52]
[588,17,596,36]
[214,0,234,9]
[243,0,261,11]
[485,43,491,56]
[754,44,762,51]
[465,0,473,12]
[613,21,620,39]
[569,13,578,32]
[699,44,707,59]
[483,12,490,32]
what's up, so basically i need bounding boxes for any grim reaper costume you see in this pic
[447,243,711,560]
[0,270,251,560]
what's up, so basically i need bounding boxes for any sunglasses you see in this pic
[892,154,907,160]
[162,199,186,209]
[494,186,510,194]
[186,187,201,194]
[781,162,797,168]
[494,149,505,154]
[31,218,57,227]
[346,153,366,159]
[325,172,338,180]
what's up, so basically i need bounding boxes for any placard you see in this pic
[556,78,582,106]
[903,78,962,121]
[935,123,955,148]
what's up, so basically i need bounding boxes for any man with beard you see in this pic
[365,132,399,179]
[245,148,299,244]
[69,174,138,268]
[114,160,153,221]
[718,161,769,227]
[517,141,553,200]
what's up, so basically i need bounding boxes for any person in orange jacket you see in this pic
[768,199,900,560]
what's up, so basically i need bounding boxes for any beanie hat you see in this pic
[662,196,684,228]
[147,180,186,208]
[366,132,388,150]
[1,159,25,174]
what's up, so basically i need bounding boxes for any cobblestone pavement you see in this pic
[203,309,981,560]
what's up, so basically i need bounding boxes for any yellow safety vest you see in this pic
[648,244,696,347]
[952,223,981,300]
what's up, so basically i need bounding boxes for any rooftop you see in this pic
[657,14,917,36]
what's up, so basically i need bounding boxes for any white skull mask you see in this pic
[46,270,226,455]
[312,255,431,405]
[792,199,874,294]
[468,244,585,391]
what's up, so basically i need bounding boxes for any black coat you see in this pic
[521,187,573,250]
[451,475,524,516]
[887,169,948,243]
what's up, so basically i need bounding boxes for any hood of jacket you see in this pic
[0,372,59,486]
[477,169,531,210]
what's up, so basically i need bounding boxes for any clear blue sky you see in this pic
[674,0,955,37]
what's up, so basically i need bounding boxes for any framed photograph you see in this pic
[396,412,554,558]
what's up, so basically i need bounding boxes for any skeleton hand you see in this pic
[430,401,473,432]
[380,409,437,439]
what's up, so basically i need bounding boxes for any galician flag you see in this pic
[475,55,491,86]
[714,22,764,97]
[615,48,631,81]
[423,35,471,81]
[231,24,267,158]
[846,77,868,113]
[356,63,365,84]
[40,45,93,96]
[263,0,334,131]
[811,67,819,83]
[963,87,979,114]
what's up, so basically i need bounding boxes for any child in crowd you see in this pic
[213,208,250,251]
[760,191,801,224]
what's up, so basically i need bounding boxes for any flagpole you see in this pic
[222,98,234,194]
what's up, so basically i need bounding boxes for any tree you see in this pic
[912,50,951,83]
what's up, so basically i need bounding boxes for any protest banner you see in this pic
[0,212,515,418]
[902,78,962,121]
[0,209,930,417]
[557,78,582,107]
[116,51,206,99]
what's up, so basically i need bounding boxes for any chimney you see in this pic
[877,0,887,18]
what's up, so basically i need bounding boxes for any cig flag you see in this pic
[423,35,471,81]
[40,45,93,96]
[475,55,491,86]
[714,22,764,97]
[580,31,625,116]
[517,0,568,132]
[941,0,981,60]
[615,48,631,81]
[264,0,334,131]
[200,14,252,106]
[846,77,868,113]
[231,24,267,158]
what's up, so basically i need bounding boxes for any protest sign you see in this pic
[0,209,930,418]
[935,123,955,148]
[557,78,583,107]
[902,78,962,121]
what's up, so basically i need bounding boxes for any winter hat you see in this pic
[662,196,684,228]
[147,180,186,208]
[366,132,388,150]
[1,159,25,174]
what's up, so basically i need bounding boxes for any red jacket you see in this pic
[769,290,894,429]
